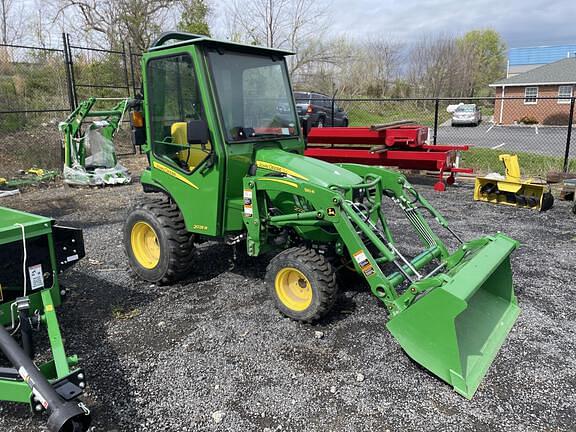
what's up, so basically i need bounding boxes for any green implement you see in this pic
[122,32,521,398]
[59,97,132,186]
[0,207,91,431]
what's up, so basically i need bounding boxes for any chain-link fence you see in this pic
[0,44,69,177]
[2,41,575,180]
[0,35,141,178]
[65,35,138,158]
[296,95,576,176]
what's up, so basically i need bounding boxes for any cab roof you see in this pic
[149,32,294,56]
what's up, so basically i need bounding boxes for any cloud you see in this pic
[328,0,576,47]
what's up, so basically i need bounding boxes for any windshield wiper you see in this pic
[252,132,286,138]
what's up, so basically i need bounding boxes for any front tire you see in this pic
[124,198,194,284]
[266,247,337,322]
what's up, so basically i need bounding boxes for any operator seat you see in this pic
[171,122,212,171]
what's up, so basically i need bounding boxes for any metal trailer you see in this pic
[305,125,473,191]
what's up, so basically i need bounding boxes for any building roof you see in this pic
[490,57,576,87]
[509,45,576,66]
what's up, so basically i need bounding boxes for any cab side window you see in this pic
[147,54,210,172]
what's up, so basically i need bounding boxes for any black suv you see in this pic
[294,91,349,127]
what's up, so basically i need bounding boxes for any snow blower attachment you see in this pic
[0,207,90,431]
[474,154,554,211]
[59,97,132,186]
[123,32,521,399]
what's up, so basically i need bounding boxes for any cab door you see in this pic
[145,51,223,236]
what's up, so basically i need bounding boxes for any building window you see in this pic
[558,85,573,104]
[524,87,538,104]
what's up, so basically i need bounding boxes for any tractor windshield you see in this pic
[207,49,299,142]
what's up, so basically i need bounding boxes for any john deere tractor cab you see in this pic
[125,32,521,398]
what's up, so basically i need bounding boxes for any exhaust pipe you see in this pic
[0,325,91,432]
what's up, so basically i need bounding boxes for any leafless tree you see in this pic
[54,0,176,51]
[1,0,25,45]
[228,0,288,47]
[406,31,506,98]
[361,35,404,97]
[408,35,462,98]
[227,0,338,76]
[292,36,357,92]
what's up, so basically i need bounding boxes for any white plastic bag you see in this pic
[84,127,115,168]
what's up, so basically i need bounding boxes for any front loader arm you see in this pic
[242,174,402,310]
[337,163,451,256]
[243,163,520,399]
[242,173,446,314]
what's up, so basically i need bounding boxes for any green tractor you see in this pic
[124,32,520,399]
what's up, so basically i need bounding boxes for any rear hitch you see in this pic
[0,324,91,432]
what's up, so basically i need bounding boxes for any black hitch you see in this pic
[0,325,91,432]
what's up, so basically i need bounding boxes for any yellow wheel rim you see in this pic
[274,267,312,312]
[131,221,160,269]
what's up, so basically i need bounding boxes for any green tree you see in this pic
[457,29,506,96]
[178,0,211,36]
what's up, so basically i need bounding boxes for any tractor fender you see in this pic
[140,169,178,204]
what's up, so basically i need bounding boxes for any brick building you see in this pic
[490,58,576,125]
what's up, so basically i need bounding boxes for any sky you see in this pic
[214,0,576,49]
[15,0,576,51]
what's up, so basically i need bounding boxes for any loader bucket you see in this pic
[386,234,520,399]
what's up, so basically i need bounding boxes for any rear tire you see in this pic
[266,247,337,322]
[124,197,194,284]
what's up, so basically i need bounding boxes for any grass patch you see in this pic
[346,103,451,127]
[462,147,575,176]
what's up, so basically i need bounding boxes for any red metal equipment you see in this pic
[305,125,473,191]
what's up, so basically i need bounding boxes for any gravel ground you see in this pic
[0,170,575,432]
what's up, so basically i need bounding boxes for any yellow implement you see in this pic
[474,154,554,211]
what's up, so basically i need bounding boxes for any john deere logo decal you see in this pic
[152,161,199,190]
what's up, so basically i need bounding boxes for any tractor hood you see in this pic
[254,148,363,188]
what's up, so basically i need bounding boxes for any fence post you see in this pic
[62,33,75,112]
[433,98,439,145]
[128,43,138,96]
[66,33,78,107]
[563,96,575,172]
[121,42,131,98]
[331,96,335,126]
